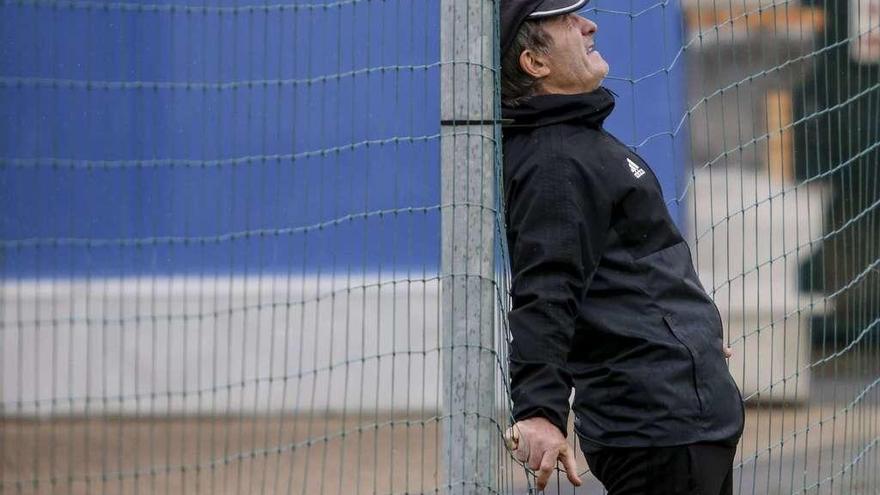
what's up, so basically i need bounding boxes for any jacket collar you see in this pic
[502,86,615,129]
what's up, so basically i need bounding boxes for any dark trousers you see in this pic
[584,443,736,495]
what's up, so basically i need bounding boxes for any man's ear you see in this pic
[518,49,551,80]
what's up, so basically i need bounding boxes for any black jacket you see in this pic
[502,88,744,452]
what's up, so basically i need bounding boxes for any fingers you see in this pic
[527,442,543,471]
[535,448,557,491]
[724,346,734,358]
[508,418,581,490]
[560,445,583,487]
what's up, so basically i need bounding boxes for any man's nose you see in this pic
[576,15,598,36]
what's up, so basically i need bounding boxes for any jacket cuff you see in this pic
[510,360,572,436]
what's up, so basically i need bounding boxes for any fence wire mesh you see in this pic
[2,0,450,493]
[0,0,878,494]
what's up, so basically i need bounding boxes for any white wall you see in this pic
[1,276,443,416]
[685,169,826,402]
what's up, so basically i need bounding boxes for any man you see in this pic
[500,1,745,493]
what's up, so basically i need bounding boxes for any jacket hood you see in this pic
[502,86,615,129]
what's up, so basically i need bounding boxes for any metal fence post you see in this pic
[440,0,499,493]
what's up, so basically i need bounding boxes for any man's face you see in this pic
[534,14,609,94]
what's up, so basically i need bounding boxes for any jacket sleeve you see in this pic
[506,152,612,435]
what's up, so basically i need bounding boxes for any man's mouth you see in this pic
[586,44,596,54]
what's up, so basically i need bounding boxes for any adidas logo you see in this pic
[627,157,646,179]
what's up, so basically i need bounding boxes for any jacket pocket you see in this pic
[663,313,704,413]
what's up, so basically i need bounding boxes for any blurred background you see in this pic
[1,0,878,493]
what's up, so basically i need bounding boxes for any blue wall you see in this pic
[1,0,686,277]
[590,0,689,218]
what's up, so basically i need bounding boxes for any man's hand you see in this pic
[504,416,582,491]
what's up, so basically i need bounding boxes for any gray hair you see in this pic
[501,19,554,107]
